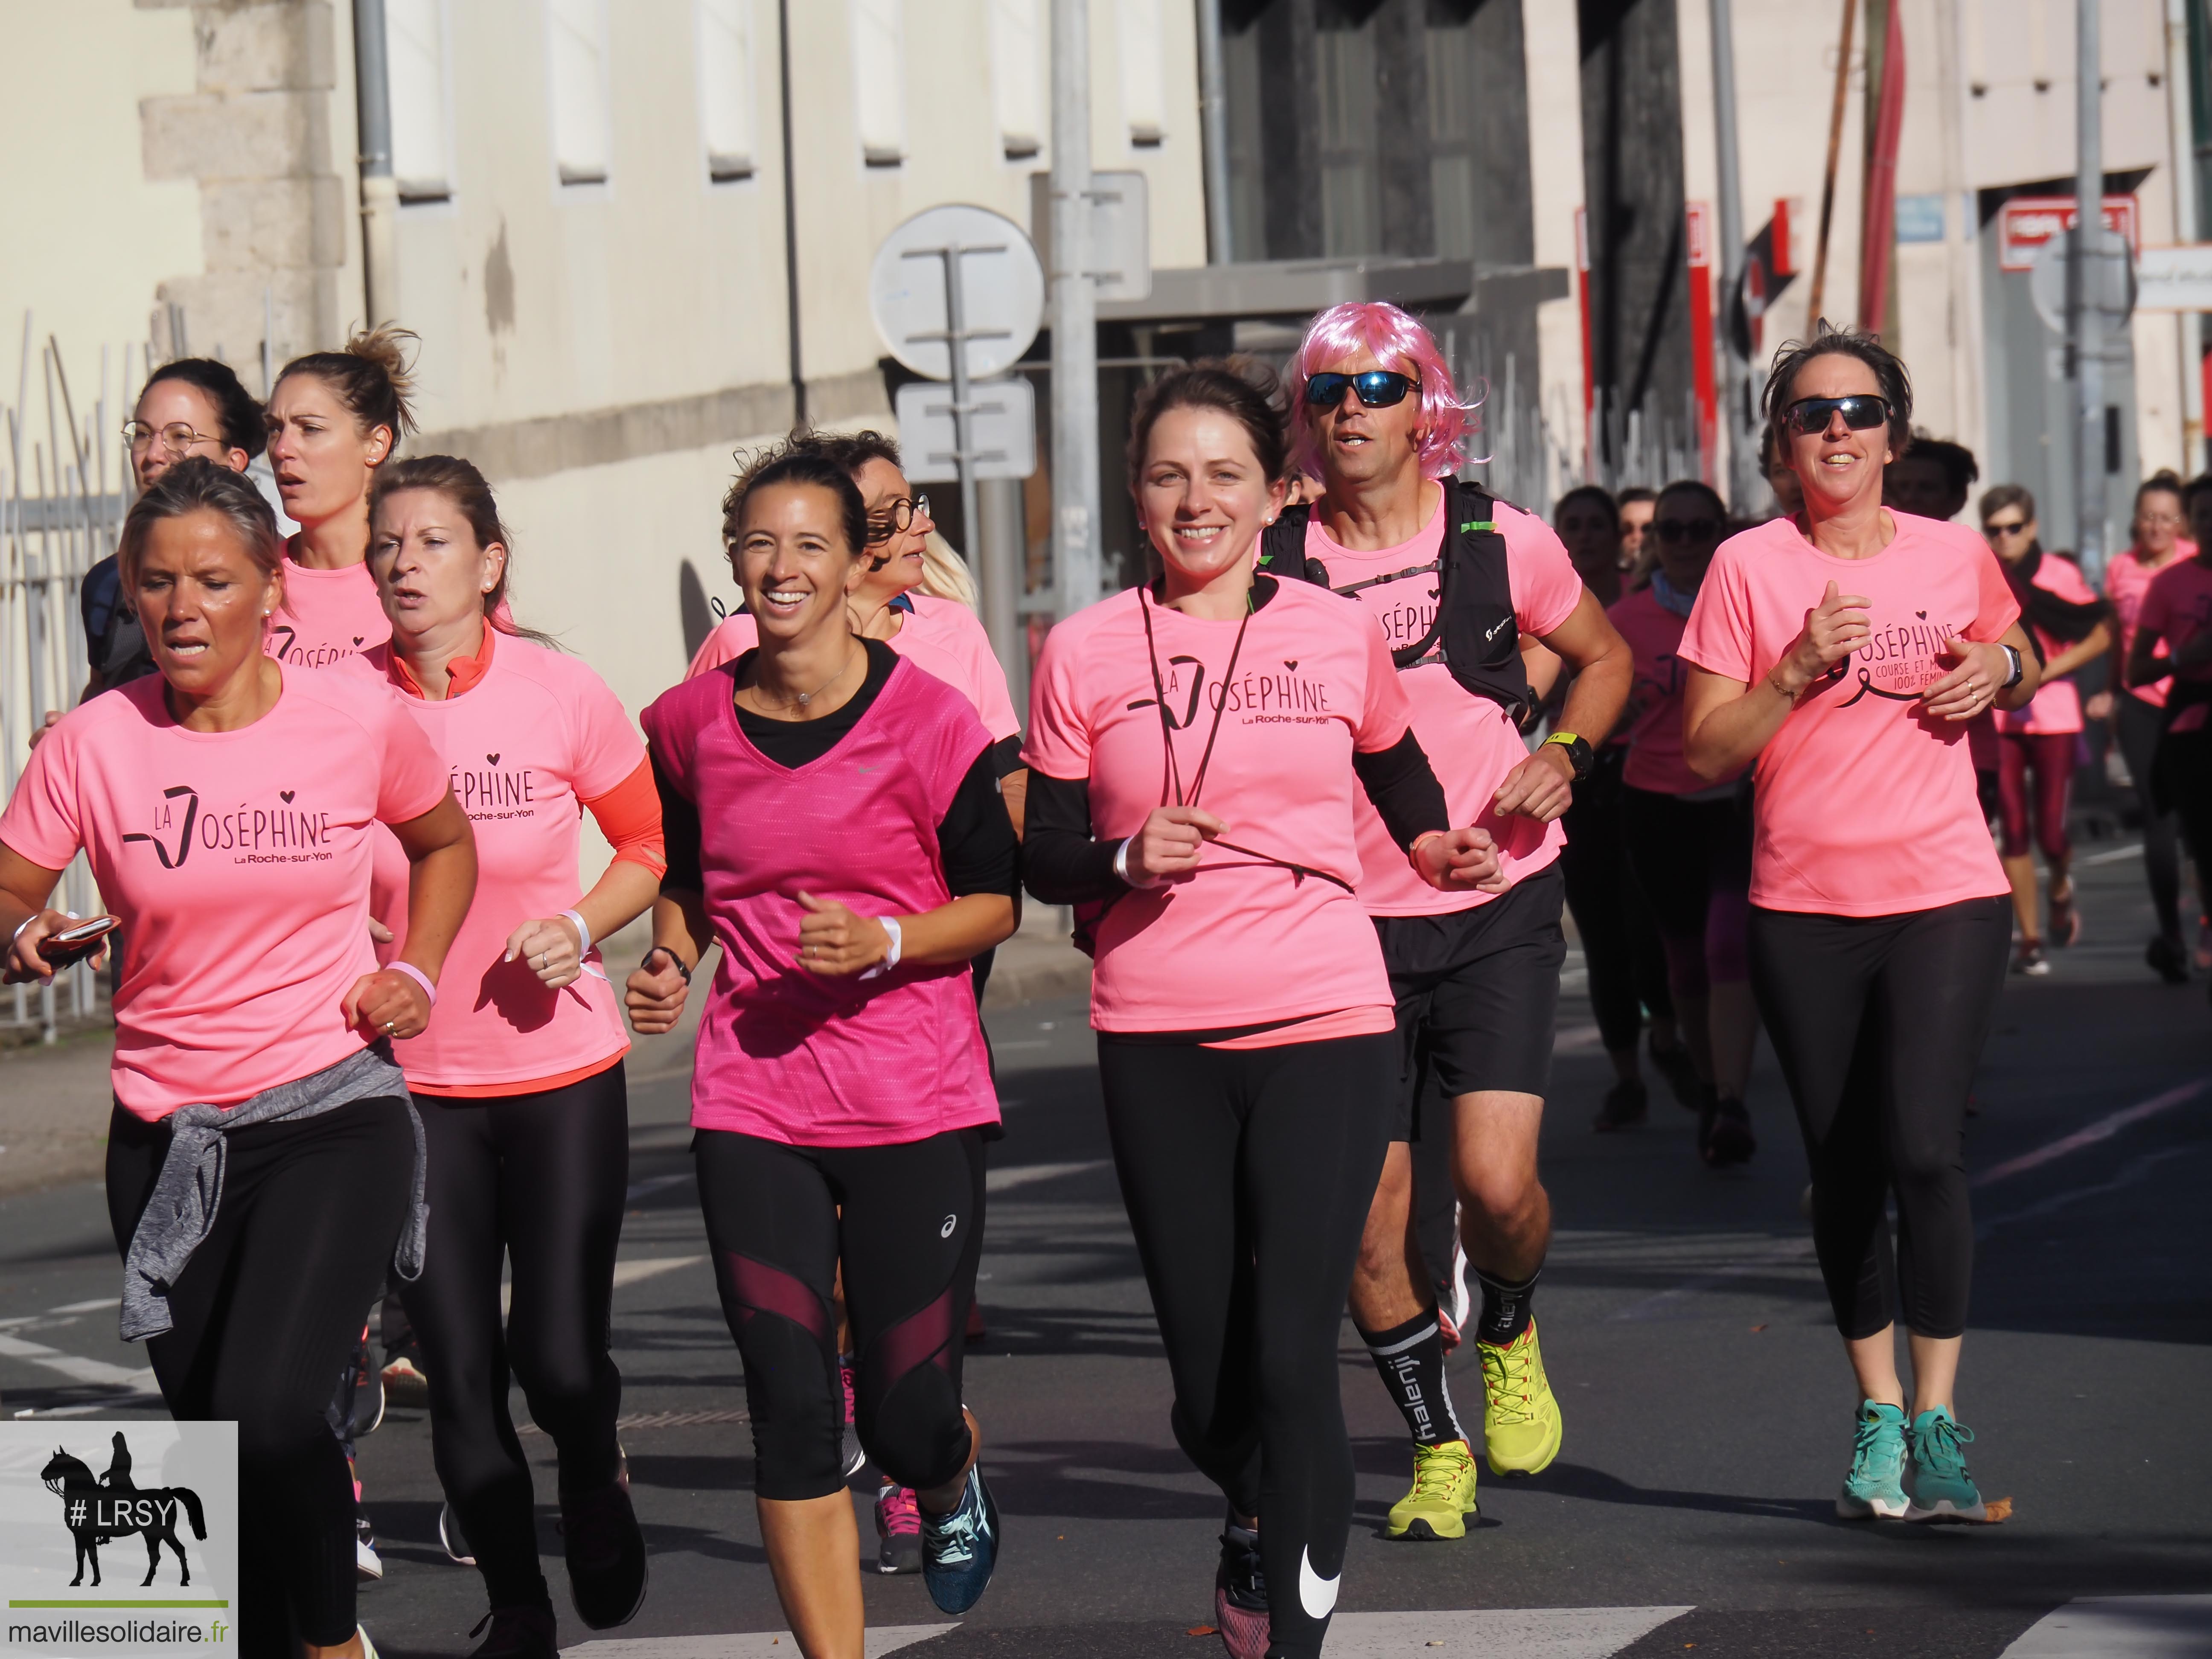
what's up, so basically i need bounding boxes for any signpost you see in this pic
[2133,245,2212,311]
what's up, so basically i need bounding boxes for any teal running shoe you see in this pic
[920,1465,999,1613]
[1904,1405,1986,1522]
[1836,1400,1908,1519]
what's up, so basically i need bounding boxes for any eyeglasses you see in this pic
[124,420,221,454]
[864,493,931,544]
[1781,395,1889,437]
[1303,370,1420,410]
[1654,518,1722,545]
[1982,519,2032,539]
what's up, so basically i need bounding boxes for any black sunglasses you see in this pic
[1655,518,1723,545]
[1783,394,1889,437]
[1304,370,1420,410]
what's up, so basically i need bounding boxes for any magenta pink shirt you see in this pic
[373,635,644,1092]
[1677,513,2019,917]
[641,657,1000,1147]
[687,595,1021,743]
[1997,554,2098,736]
[1023,579,1415,1031]
[1302,496,1582,915]
[1610,585,1741,795]
[2137,557,2212,734]
[0,667,449,1117]
[267,551,391,670]
[2107,542,2192,710]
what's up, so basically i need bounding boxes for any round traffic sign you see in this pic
[2029,228,2136,335]
[868,204,1045,383]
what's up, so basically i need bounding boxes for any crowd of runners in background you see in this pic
[0,299,2203,1659]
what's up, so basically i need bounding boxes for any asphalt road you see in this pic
[1,841,2207,1658]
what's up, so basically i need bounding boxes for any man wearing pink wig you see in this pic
[1261,302,1630,1541]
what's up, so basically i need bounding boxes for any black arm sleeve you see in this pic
[1020,771,1128,905]
[936,749,1022,897]
[652,747,704,894]
[1352,729,1452,850]
[988,734,1025,778]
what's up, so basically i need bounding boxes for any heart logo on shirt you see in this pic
[352,636,364,646]
[280,790,295,803]
[486,753,501,765]
[1284,659,1299,670]
[1915,611,1927,620]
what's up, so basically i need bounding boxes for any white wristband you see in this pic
[860,916,904,981]
[1113,837,1136,885]
[562,908,593,960]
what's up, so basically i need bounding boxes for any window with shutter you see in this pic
[549,0,611,186]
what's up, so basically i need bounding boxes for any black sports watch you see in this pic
[1998,643,2024,689]
[1541,731,1595,782]
[640,945,693,984]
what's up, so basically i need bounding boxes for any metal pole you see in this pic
[1709,0,1754,511]
[777,0,807,425]
[2166,0,2202,471]
[1050,0,1100,614]
[978,478,1025,715]
[1807,0,1858,327]
[352,0,399,327]
[941,246,982,562]
[1195,0,1234,264]
[2074,0,2107,575]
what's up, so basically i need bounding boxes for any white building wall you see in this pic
[1522,0,1587,485]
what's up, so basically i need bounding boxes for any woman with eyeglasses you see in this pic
[2094,474,2196,980]
[2125,474,2212,1001]
[1610,480,1758,1166]
[1682,328,2037,1525]
[1023,362,1496,1659]
[1975,485,2112,976]
[1550,484,1695,1126]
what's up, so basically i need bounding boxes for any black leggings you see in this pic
[400,1066,630,1611]
[1622,785,1752,1000]
[2118,693,2186,940]
[106,1096,414,1655]
[1096,1032,1392,1659]
[1747,899,2009,1340]
[1559,749,1674,1052]
[695,1127,984,1501]
[2159,727,2212,922]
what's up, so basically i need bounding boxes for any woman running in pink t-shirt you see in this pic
[1681,329,2038,1526]
[1976,485,2113,975]
[364,457,665,1652]
[1022,364,1495,1659]
[1610,480,1759,1164]
[263,327,418,671]
[0,460,476,1659]
[2125,475,2212,975]
[625,448,1019,1644]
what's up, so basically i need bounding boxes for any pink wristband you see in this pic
[387,959,438,1007]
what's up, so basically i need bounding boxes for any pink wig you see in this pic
[1287,302,1476,481]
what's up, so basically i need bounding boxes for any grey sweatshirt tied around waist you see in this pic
[119,1042,427,1343]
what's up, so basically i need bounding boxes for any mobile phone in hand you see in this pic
[41,916,119,967]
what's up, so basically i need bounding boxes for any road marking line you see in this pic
[1321,1606,1694,1656]
[2000,1593,2212,1656]
[1608,1239,1815,1322]
[987,1158,1111,1193]
[610,1254,705,1290]
[0,1333,152,1390]
[565,1627,955,1658]
[1973,1077,2211,1188]
[2078,842,2145,866]
[626,1172,693,1202]
[1977,1146,2201,1239]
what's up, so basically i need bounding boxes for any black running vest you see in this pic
[1257,478,1534,724]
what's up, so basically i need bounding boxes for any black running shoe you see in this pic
[1213,1519,1269,1659]
[1591,1078,1647,1132]
[466,1606,557,1659]
[1699,1097,1756,1168]
[2148,933,2190,984]
[559,1475,648,1629]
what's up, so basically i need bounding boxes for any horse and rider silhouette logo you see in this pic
[39,1431,207,1587]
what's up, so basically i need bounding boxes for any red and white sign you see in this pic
[1998,195,2140,272]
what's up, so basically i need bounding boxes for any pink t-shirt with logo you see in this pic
[266,551,390,670]
[1997,553,2098,736]
[687,594,1021,743]
[1023,579,1415,1031]
[373,634,644,1092]
[1677,512,2019,917]
[1304,496,1583,915]
[642,656,1000,1147]
[0,667,450,1117]
[2107,542,2193,710]
[1610,585,1743,795]
[2136,556,2212,734]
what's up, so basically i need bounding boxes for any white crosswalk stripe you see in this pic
[1999,1595,2212,1657]
[1321,1607,1693,1656]
[566,1630,952,1658]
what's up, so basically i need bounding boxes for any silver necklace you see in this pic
[750,641,858,712]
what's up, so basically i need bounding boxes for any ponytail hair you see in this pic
[276,324,420,448]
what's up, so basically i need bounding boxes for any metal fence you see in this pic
[3,320,135,1039]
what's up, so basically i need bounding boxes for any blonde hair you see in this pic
[918,530,978,608]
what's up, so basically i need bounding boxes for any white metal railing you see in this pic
[3,319,138,1040]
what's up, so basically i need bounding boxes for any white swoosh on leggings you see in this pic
[1298,1546,1340,1618]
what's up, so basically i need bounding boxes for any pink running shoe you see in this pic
[1213,1520,1269,1659]
[876,1481,923,1575]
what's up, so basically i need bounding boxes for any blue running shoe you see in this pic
[1905,1406,1986,1521]
[920,1465,998,1614]
[1836,1400,1908,1519]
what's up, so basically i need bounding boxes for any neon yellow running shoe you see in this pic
[1385,1438,1479,1540]
[1476,1318,1563,1476]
